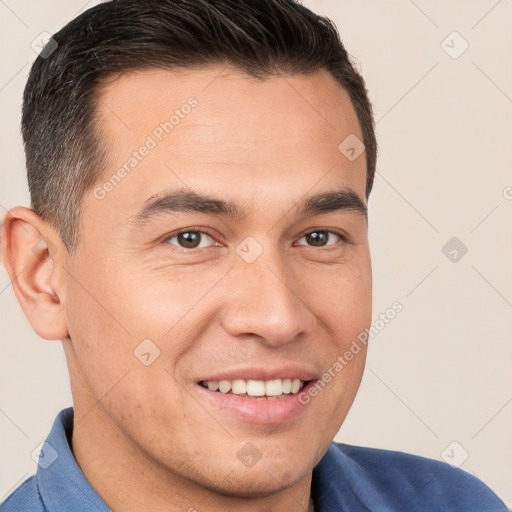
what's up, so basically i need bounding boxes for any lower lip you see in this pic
[195,381,318,425]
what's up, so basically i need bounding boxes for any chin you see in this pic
[208,457,309,498]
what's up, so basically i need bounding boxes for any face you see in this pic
[62,66,372,496]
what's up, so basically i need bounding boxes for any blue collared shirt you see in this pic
[1,407,508,511]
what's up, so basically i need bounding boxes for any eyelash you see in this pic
[163,228,348,251]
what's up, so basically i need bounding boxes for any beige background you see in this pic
[1,0,511,506]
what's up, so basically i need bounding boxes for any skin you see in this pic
[2,66,372,512]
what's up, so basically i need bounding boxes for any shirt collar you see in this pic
[311,443,366,511]
[36,407,110,511]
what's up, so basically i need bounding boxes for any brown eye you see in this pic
[165,230,216,249]
[297,231,344,247]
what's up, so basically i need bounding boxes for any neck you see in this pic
[71,404,315,512]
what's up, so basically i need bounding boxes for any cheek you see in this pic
[65,274,195,431]
[308,258,371,403]
[107,259,224,338]
[313,261,372,339]
[65,277,133,393]
[64,255,165,401]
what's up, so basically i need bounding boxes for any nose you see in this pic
[219,245,317,347]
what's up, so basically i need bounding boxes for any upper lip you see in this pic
[197,365,319,383]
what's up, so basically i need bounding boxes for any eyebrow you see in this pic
[129,186,367,225]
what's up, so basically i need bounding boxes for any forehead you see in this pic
[90,66,366,217]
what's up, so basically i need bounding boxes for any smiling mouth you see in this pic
[199,378,309,398]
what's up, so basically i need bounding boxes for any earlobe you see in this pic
[1,206,69,340]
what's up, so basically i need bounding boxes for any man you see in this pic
[0,0,507,511]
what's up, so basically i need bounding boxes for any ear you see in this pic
[1,206,69,340]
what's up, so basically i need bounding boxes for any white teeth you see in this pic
[207,380,219,391]
[246,380,265,396]
[265,379,283,396]
[218,380,231,393]
[231,379,247,394]
[290,378,301,394]
[201,378,307,397]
